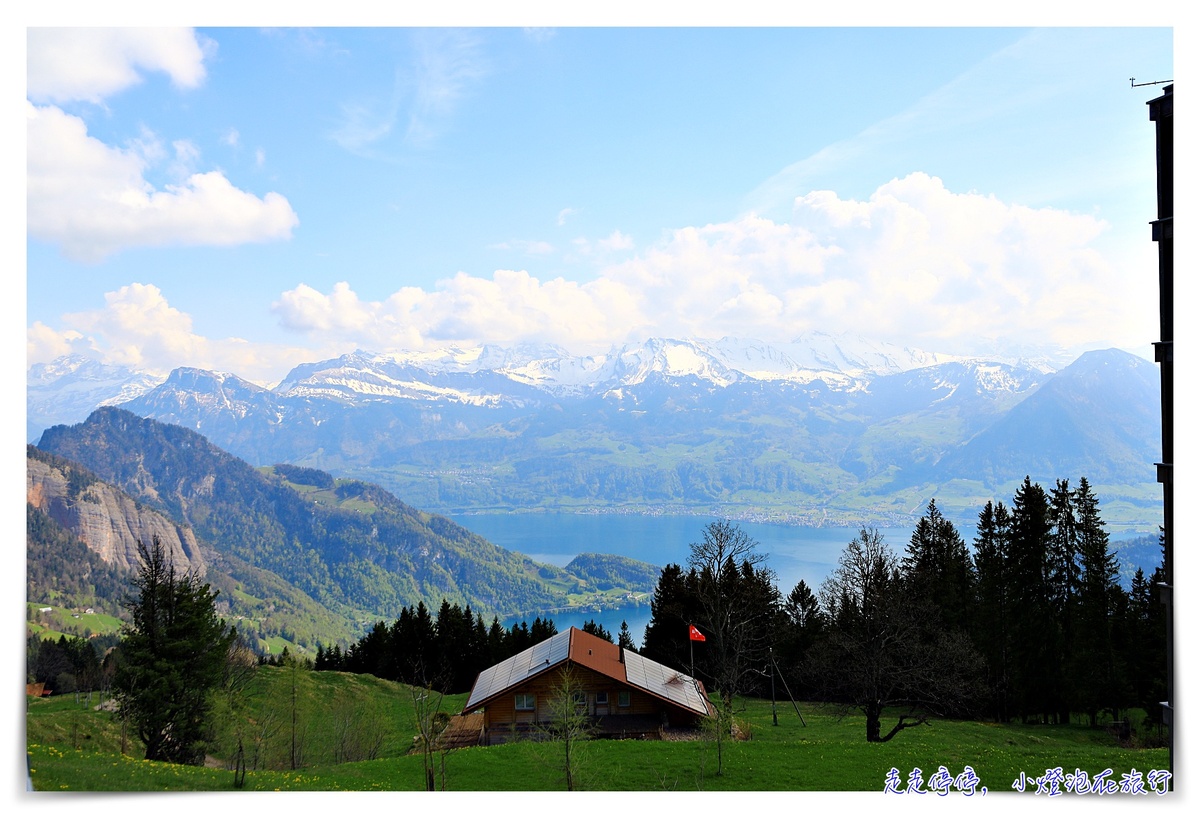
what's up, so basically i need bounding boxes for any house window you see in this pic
[571,691,587,711]
[595,691,609,706]
[515,693,535,711]
[618,691,631,707]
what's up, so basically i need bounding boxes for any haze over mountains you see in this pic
[28,334,1162,529]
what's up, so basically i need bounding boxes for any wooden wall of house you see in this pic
[478,662,682,730]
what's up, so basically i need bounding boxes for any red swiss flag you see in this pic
[688,624,706,642]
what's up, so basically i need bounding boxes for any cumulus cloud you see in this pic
[273,271,642,355]
[598,230,634,252]
[28,284,317,386]
[33,174,1143,384]
[27,27,212,105]
[270,173,1148,359]
[27,102,299,262]
[26,28,297,262]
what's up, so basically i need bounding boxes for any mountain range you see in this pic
[28,334,1163,529]
[29,410,661,653]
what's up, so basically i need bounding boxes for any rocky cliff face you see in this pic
[27,452,206,575]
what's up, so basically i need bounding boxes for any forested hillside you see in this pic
[29,408,660,653]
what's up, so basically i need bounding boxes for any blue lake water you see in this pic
[448,511,1159,648]
[448,511,914,646]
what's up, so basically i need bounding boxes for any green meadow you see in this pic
[26,664,1170,795]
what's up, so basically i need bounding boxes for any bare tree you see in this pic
[216,634,259,787]
[331,697,386,764]
[687,520,780,706]
[688,519,766,575]
[411,684,444,791]
[538,667,594,790]
[700,693,737,778]
[806,529,983,742]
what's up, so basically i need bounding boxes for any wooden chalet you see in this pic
[462,626,715,745]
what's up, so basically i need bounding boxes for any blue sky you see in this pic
[20,16,1179,386]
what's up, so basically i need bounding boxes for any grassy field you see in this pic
[25,664,1172,796]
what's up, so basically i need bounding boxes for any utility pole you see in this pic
[1145,81,1173,780]
[770,647,778,726]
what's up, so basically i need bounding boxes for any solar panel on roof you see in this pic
[464,628,573,710]
[623,651,708,715]
[527,629,570,673]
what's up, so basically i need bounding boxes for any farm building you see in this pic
[460,626,714,745]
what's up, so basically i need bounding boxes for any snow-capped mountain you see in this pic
[271,335,977,405]
[27,355,163,441]
[26,335,1077,440]
[26,337,1161,530]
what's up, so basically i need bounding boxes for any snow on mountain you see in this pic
[28,334,1068,436]
[276,350,515,407]
[781,331,964,376]
[27,355,164,442]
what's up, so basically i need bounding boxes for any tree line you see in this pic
[640,477,1168,742]
[313,601,639,693]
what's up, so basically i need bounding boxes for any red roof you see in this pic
[464,626,713,718]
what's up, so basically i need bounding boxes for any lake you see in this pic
[447,511,1159,648]
[448,511,916,646]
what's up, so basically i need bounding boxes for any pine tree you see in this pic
[1006,477,1057,722]
[972,500,1011,721]
[902,499,975,634]
[1046,478,1079,723]
[581,619,613,642]
[617,620,636,651]
[808,528,982,742]
[1071,477,1123,725]
[640,563,699,670]
[114,536,235,765]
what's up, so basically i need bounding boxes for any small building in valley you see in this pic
[461,626,714,745]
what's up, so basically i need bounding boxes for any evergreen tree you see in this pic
[486,616,507,664]
[530,616,558,644]
[1071,477,1124,724]
[807,528,982,742]
[685,520,781,703]
[902,499,975,634]
[640,563,699,671]
[1127,552,1169,732]
[971,500,1011,721]
[778,579,825,699]
[1046,479,1080,721]
[114,536,235,765]
[581,619,613,642]
[1006,477,1057,722]
[617,620,636,651]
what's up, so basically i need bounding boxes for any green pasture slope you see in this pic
[27,665,1171,794]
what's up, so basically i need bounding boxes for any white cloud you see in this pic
[32,174,1148,384]
[27,27,211,105]
[557,207,579,226]
[523,28,557,43]
[598,230,634,252]
[490,239,555,255]
[273,271,642,355]
[405,29,488,149]
[27,102,299,262]
[330,28,489,155]
[28,284,317,386]
[269,173,1151,361]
